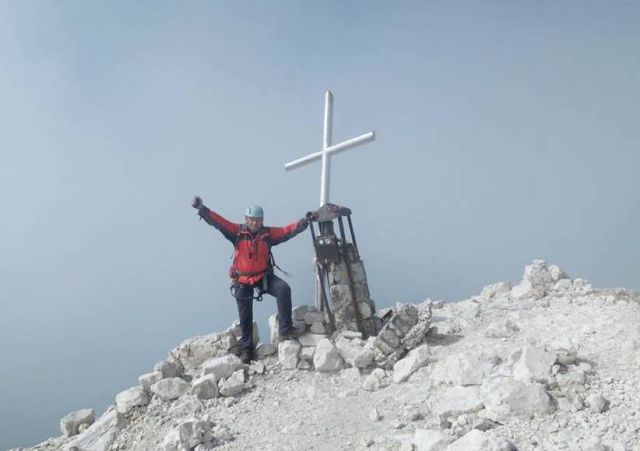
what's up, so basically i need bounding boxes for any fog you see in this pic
[1,1,638,448]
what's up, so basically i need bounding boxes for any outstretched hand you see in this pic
[191,196,203,209]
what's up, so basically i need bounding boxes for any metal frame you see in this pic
[308,210,371,338]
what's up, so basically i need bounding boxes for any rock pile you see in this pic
[15,260,640,451]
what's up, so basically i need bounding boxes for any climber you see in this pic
[191,196,309,363]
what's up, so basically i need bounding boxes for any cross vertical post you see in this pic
[321,91,333,206]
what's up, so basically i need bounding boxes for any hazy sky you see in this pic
[1,1,638,448]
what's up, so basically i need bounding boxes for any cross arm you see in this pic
[284,131,375,171]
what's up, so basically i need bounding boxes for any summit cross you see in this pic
[284,91,375,206]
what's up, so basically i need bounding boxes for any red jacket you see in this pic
[198,206,308,285]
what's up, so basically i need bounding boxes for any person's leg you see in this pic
[264,274,294,334]
[234,284,255,356]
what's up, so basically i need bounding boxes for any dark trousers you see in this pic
[234,274,293,351]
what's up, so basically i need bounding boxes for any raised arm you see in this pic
[269,217,309,246]
[191,196,240,243]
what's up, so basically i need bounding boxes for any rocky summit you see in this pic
[14,260,640,451]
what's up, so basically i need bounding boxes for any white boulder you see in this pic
[150,378,191,401]
[412,429,453,450]
[334,335,374,368]
[298,333,328,347]
[484,319,520,338]
[430,350,499,386]
[162,419,213,451]
[363,368,390,391]
[481,377,554,422]
[511,260,555,300]
[429,386,483,423]
[60,408,95,437]
[513,346,557,384]
[66,407,127,451]
[154,360,182,378]
[202,354,244,380]
[256,342,276,358]
[115,387,149,414]
[138,371,163,391]
[278,340,301,369]
[269,314,280,346]
[446,429,516,451]
[190,374,219,400]
[393,344,430,383]
[218,370,245,397]
[480,281,512,301]
[313,338,345,372]
[169,395,204,418]
[170,331,237,371]
[586,393,610,413]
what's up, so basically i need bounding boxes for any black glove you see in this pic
[191,196,203,210]
[305,211,318,222]
[298,218,310,232]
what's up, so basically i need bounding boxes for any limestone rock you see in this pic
[341,330,363,339]
[313,338,345,372]
[481,377,554,422]
[115,386,149,414]
[412,429,452,450]
[480,281,513,301]
[299,346,316,362]
[429,386,483,424]
[555,366,587,389]
[586,393,610,413]
[138,371,163,391]
[66,407,127,451]
[278,340,301,369]
[549,264,569,282]
[511,260,556,300]
[513,346,557,384]
[363,368,390,391]
[170,331,237,371]
[60,408,95,437]
[256,342,276,358]
[269,314,280,347]
[310,321,327,334]
[190,374,219,400]
[154,360,182,379]
[162,419,213,450]
[250,360,265,374]
[446,429,516,451]
[304,309,324,325]
[334,335,374,368]
[218,372,245,397]
[484,319,519,339]
[202,354,244,380]
[292,305,312,322]
[169,395,204,418]
[430,350,500,386]
[150,378,191,401]
[298,333,328,347]
[393,344,430,383]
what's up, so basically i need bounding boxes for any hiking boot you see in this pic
[280,327,305,341]
[239,349,254,364]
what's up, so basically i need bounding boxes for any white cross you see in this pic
[285,91,375,206]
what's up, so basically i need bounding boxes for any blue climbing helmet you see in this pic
[245,205,264,218]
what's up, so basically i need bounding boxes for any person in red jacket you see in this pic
[191,195,309,363]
